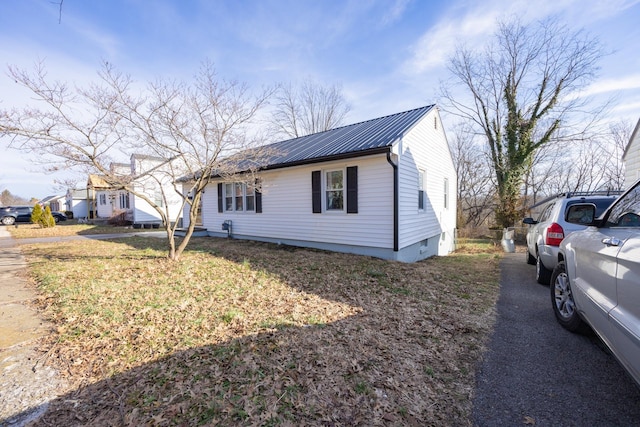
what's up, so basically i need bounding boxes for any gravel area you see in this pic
[0,228,69,426]
[1,346,68,426]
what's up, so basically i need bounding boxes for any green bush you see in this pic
[30,204,44,225]
[39,206,56,228]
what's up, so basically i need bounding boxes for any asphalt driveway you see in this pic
[473,251,640,426]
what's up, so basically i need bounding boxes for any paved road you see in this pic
[473,252,640,426]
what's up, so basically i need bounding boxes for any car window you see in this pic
[606,184,640,227]
[566,198,617,218]
[566,205,595,224]
[538,203,554,222]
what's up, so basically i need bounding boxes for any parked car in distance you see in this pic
[523,191,621,284]
[0,206,68,225]
[550,178,640,387]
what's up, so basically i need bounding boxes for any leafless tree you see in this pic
[0,60,273,260]
[598,119,630,190]
[269,79,351,139]
[448,122,495,230]
[441,18,606,228]
[0,188,30,206]
[523,120,629,205]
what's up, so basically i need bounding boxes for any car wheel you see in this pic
[54,216,59,223]
[536,253,552,285]
[551,262,589,333]
[526,249,536,265]
[1,216,15,225]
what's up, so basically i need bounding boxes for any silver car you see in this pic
[523,192,620,285]
[551,178,640,386]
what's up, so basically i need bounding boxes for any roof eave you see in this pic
[262,146,392,171]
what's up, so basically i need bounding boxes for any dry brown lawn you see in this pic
[8,222,147,239]
[21,236,502,426]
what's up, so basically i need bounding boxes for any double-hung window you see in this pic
[312,167,357,214]
[224,183,234,211]
[119,192,130,210]
[234,183,244,211]
[246,182,256,211]
[219,181,260,213]
[325,170,344,211]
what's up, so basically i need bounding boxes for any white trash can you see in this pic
[501,227,515,253]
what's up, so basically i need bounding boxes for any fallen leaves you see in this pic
[21,237,501,426]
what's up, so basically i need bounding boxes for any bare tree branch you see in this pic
[1,60,274,261]
[269,79,351,139]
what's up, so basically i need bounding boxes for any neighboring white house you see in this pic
[65,188,91,219]
[182,105,457,262]
[39,194,66,212]
[623,117,640,189]
[87,154,183,226]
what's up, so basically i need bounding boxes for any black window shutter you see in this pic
[346,166,358,214]
[255,181,262,213]
[217,183,223,213]
[312,170,321,213]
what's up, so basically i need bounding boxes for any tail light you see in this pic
[545,222,565,246]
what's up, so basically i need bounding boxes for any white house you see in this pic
[182,105,457,262]
[39,194,66,212]
[623,118,640,188]
[87,154,183,226]
[65,188,91,219]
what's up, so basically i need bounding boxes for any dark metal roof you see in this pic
[260,104,435,169]
[179,105,436,182]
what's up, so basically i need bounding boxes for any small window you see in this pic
[235,182,244,211]
[246,182,255,212]
[325,170,344,210]
[99,194,107,205]
[443,178,449,209]
[119,192,130,210]
[418,169,426,210]
[224,183,233,211]
[154,191,164,207]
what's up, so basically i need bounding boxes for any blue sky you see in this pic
[2,0,640,199]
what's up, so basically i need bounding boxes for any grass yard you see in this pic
[8,221,148,239]
[22,236,501,426]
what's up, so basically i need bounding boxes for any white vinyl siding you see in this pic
[397,110,457,252]
[203,155,393,249]
[129,156,182,225]
[624,132,640,189]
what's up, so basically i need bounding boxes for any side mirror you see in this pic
[523,217,537,225]
[565,203,596,225]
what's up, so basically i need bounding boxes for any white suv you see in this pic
[523,191,621,285]
[551,178,640,387]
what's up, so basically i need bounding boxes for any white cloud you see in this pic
[380,0,412,27]
[581,75,640,97]
[398,0,626,76]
